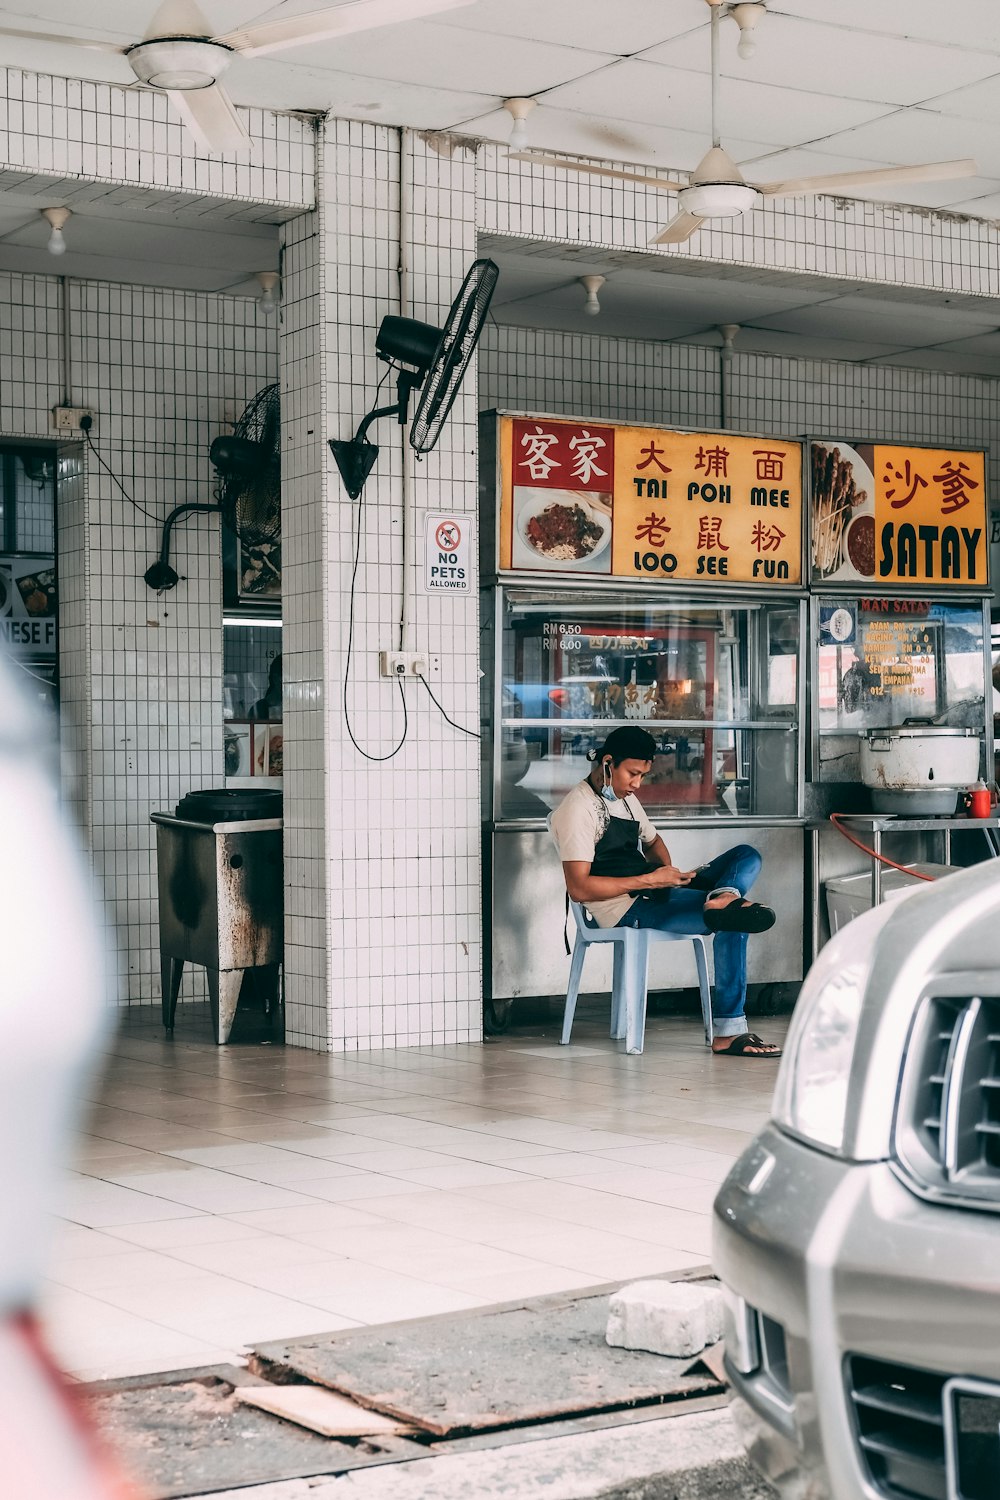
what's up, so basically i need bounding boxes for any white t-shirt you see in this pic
[550,780,657,928]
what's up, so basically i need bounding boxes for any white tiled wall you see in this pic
[0,269,276,1002]
[5,88,1000,1044]
[480,145,1000,295]
[479,325,1000,550]
[278,123,482,1052]
[0,67,314,211]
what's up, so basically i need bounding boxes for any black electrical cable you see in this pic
[416,669,480,739]
[82,424,167,527]
[342,426,409,763]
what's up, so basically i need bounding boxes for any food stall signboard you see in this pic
[497,415,802,585]
[0,555,56,659]
[810,440,987,588]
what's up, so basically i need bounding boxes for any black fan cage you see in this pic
[217,383,281,548]
[410,259,499,455]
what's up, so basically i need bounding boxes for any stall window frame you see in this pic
[807,592,994,787]
[489,586,808,829]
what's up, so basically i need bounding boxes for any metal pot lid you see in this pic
[860,725,978,740]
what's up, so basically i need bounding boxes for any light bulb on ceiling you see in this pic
[728,2,766,59]
[580,275,606,317]
[41,206,71,256]
[503,97,536,151]
[256,271,279,316]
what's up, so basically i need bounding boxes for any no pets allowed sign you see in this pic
[424,514,473,594]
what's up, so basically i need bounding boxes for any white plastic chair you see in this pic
[562,898,714,1055]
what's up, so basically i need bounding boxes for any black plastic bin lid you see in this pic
[174,788,283,823]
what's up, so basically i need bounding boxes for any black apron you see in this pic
[563,784,648,950]
[587,784,648,880]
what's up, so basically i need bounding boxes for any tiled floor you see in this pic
[45,1003,787,1382]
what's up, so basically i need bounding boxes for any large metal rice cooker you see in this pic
[859,722,981,814]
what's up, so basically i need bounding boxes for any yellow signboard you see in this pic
[810,439,988,588]
[497,414,803,586]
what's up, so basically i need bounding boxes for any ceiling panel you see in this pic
[230,56,491,123]
[929,331,1000,355]
[815,107,1000,174]
[486,244,1000,375]
[456,106,774,172]
[683,326,911,362]
[750,300,998,346]
[278,20,614,96]
[735,150,1000,210]
[0,243,264,293]
[946,190,1000,218]
[873,348,1000,375]
[815,293,999,332]
[443,0,697,55]
[543,59,894,148]
[775,0,1000,52]
[0,212,275,269]
[920,74,1000,126]
[642,14,999,107]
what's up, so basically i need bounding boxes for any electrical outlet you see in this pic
[51,406,92,433]
[379,651,428,679]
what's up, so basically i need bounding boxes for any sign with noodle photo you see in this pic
[496,414,803,585]
[810,439,987,589]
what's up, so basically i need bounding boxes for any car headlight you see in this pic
[772,901,895,1155]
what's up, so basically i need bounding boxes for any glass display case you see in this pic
[813,596,989,782]
[490,589,804,822]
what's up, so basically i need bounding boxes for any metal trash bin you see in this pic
[151,788,283,1044]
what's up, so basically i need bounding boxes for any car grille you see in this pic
[894,994,1000,1208]
[847,1356,947,1500]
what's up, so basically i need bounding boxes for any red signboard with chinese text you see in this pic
[497,414,802,586]
[810,439,988,588]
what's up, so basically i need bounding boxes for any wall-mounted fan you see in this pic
[0,0,474,155]
[330,258,499,499]
[512,0,976,246]
[144,383,279,590]
[209,383,281,549]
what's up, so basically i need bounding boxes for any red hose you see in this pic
[829,812,937,882]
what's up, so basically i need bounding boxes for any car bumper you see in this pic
[713,1123,1000,1500]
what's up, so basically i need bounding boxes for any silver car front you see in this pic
[713,858,1000,1500]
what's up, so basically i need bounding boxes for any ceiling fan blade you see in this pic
[508,153,688,194]
[167,83,250,154]
[145,0,213,39]
[217,0,474,58]
[649,212,705,246]
[0,24,125,54]
[757,158,977,199]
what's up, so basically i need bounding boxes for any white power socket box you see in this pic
[51,406,92,433]
[379,651,428,679]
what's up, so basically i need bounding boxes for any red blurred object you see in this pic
[965,781,996,818]
[4,1313,139,1499]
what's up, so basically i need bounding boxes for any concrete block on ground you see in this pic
[606,1280,724,1359]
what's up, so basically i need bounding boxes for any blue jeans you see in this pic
[618,844,763,1037]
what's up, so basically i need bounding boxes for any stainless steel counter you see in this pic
[486,822,806,1002]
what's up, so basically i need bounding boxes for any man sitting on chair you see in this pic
[549,726,781,1059]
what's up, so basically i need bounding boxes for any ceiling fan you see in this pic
[0,0,474,155]
[511,0,976,246]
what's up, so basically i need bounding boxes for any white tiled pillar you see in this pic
[280,123,482,1052]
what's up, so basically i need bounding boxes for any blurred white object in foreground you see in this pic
[0,657,134,1497]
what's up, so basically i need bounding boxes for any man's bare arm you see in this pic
[562,858,695,906]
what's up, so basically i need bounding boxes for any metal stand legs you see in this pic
[160,957,282,1044]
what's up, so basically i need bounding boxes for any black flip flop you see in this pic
[703,901,775,934]
[714,1032,782,1058]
